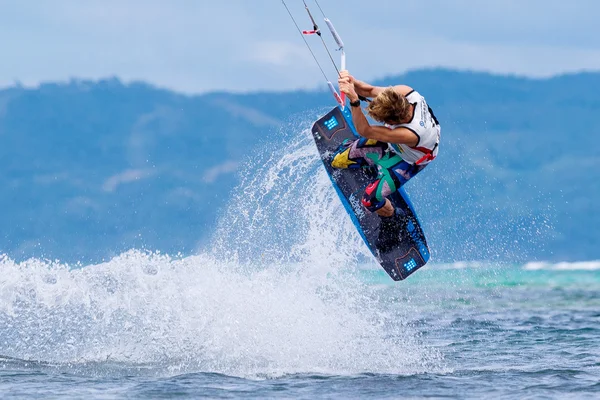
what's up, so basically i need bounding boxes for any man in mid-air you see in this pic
[333,70,441,250]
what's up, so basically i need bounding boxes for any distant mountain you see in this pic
[0,70,598,263]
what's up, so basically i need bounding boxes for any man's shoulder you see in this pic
[393,85,414,97]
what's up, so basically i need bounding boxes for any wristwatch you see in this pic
[350,99,361,107]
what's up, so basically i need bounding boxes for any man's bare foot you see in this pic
[376,199,394,217]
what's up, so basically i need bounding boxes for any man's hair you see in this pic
[366,87,411,124]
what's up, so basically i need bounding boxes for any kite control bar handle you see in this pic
[325,18,346,106]
[328,81,344,106]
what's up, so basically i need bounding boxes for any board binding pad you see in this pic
[311,106,430,281]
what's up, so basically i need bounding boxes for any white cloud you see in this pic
[346,29,600,81]
[102,169,155,192]
[0,0,599,93]
[203,162,239,184]
[246,40,313,67]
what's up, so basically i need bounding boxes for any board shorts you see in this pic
[331,138,427,212]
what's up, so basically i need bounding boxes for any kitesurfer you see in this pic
[333,70,440,250]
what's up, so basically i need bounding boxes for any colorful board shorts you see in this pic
[331,138,427,212]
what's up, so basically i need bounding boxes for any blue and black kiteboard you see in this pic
[311,106,430,281]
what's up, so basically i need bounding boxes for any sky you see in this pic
[1,0,600,94]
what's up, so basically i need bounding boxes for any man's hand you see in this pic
[339,70,355,85]
[338,70,358,102]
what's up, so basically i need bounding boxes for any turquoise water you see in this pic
[1,129,597,398]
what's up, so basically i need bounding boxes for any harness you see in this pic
[412,106,440,165]
[413,143,438,165]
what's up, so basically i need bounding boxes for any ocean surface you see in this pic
[1,258,599,399]
[1,128,598,399]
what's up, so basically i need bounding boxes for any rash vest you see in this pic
[388,90,440,165]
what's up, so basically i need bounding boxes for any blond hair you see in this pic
[366,87,411,124]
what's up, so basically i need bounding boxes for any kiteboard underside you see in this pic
[311,106,430,281]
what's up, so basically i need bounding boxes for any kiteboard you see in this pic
[311,106,430,280]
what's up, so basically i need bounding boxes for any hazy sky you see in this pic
[1,0,599,94]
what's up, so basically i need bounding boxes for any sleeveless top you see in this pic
[388,90,440,165]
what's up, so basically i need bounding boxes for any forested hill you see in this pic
[1,69,598,262]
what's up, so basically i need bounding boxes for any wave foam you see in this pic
[523,261,600,271]
[0,124,443,378]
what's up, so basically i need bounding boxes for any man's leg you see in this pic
[331,138,388,169]
[364,157,427,251]
[332,139,426,216]
[362,155,427,215]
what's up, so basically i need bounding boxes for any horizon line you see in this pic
[2,66,600,97]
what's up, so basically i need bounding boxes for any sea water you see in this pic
[0,125,598,399]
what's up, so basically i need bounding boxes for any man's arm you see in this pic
[350,106,419,146]
[353,79,385,98]
[352,78,413,99]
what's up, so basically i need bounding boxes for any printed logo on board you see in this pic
[404,258,418,272]
[324,116,339,130]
